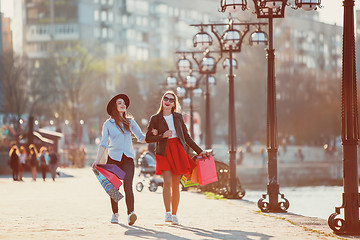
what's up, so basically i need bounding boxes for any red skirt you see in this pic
[155,138,196,175]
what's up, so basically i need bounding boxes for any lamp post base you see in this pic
[328,192,360,235]
[258,184,289,213]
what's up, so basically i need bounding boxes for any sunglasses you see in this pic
[163,96,175,103]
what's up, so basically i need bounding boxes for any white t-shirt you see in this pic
[163,114,178,138]
[19,153,27,164]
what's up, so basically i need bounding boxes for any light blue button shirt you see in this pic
[100,118,145,161]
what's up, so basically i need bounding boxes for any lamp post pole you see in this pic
[262,10,284,212]
[227,46,237,196]
[189,87,195,139]
[328,0,360,234]
[204,75,212,149]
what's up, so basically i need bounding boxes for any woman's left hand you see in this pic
[151,128,158,135]
[199,151,209,158]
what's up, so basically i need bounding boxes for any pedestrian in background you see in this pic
[18,146,27,181]
[38,146,49,181]
[237,147,244,165]
[29,144,38,181]
[92,93,146,225]
[145,90,208,225]
[8,145,20,181]
[48,146,58,181]
[260,147,266,166]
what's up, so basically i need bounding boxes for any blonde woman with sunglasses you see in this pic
[145,90,208,225]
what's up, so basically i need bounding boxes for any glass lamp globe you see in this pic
[177,58,192,72]
[167,76,177,88]
[193,32,213,49]
[201,56,216,73]
[177,87,186,98]
[220,0,247,13]
[186,75,197,88]
[222,29,241,50]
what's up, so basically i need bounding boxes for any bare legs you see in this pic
[162,171,181,215]
[31,167,37,181]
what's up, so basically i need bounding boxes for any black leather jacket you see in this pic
[145,112,203,156]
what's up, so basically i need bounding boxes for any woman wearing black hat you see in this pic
[92,93,145,225]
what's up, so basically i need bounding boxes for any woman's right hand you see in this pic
[92,161,99,170]
[162,130,172,138]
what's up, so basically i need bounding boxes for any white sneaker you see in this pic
[165,212,172,222]
[111,213,119,224]
[171,215,179,225]
[128,211,137,226]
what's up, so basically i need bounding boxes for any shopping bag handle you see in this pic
[93,168,100,176]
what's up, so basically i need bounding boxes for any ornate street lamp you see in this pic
[191,18,267,198]
[327,0,360,235]
[220,0,247,12]
[222,0,320,212]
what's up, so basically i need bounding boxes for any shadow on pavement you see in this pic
[174,225,272,240]
[119,223,190,240]
[118,223,272,240]
[0,170,74,179]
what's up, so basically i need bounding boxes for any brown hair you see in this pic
[111,105,132,133]
[156,90,181,114]
[29,144,38,157]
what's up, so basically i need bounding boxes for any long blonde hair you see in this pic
[156,90,181,114]
[9,145,19,157]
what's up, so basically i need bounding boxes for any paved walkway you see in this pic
[0,168,358,240]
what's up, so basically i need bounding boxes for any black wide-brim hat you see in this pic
[106,93,130,115]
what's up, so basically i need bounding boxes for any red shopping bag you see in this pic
[197,156,218,185]
[96,166,123,189]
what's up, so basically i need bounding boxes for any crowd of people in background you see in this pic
[8,144,58,182]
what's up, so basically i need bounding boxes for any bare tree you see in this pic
[53,43,106,145]
[2,51,28,132]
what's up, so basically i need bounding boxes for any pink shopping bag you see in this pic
[197,156,218,186]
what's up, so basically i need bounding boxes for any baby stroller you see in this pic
[135,151,163,192]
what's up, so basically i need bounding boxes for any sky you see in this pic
[0,1,356,32]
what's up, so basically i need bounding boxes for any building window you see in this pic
[94,10,99,21]
[101,11,107,21]
[102,27,108,38]
[122,15,128,25]
[108,12,114,22]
